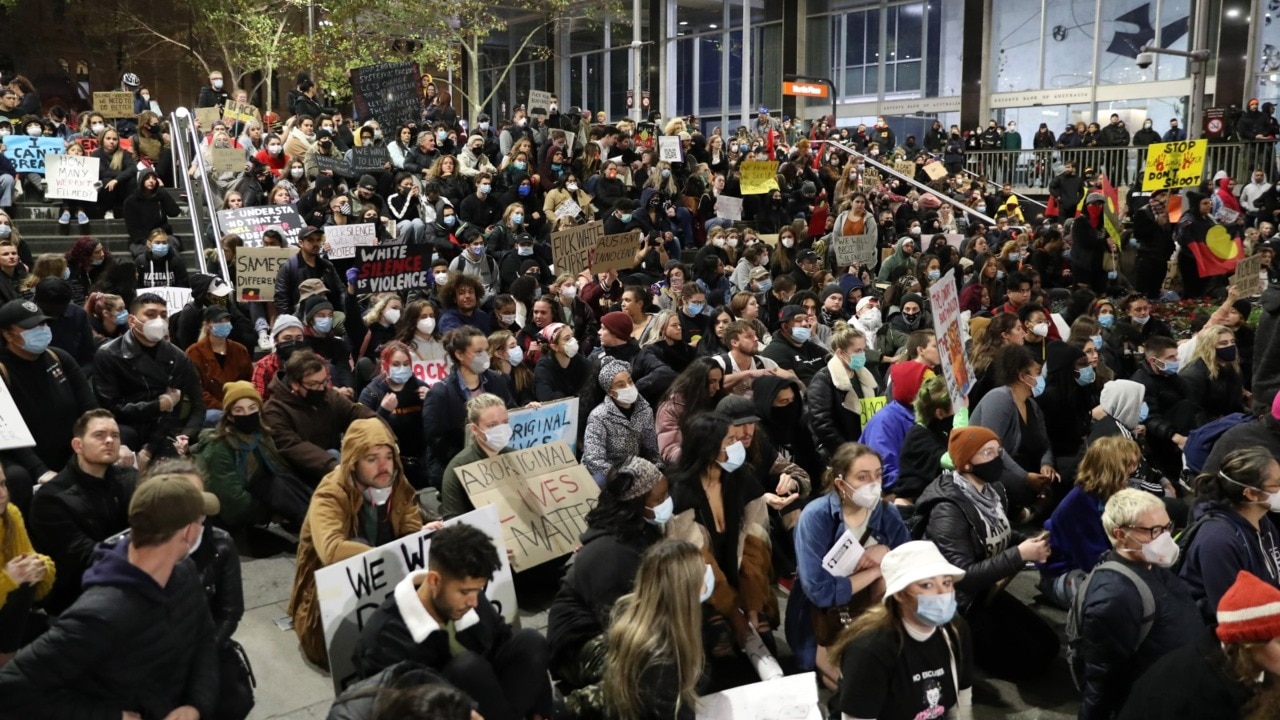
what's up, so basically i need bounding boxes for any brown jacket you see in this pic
[185,336,253,408]
[668,497,776,622]
[261,373,377,484]
[288,418,423,668]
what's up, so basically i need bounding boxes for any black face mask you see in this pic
[276,339,304,364]
[303,388,328,406]
[928,414,955,435]
[230,412,261,434]
[969,457,1005,485]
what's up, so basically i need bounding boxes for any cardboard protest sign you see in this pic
[1232,253,1266,297]
[1142,139,1207,191]
[715,195,743,221]
[830,211,879,268]
[209,147,245,174]
[314,154,355,178]
[591,229,642,274]
[350,61,421,128]
[44,155,100,202]
[553,197,583,220]
[148,286,193,318]
[697,672,822,720]
[923,160,948,181]
[739,161,779,194]
[93,92,135,118]
[859,396,887,431]
[893,160,917,178]
[350,144,390,173]
[194,107,222,130]
[221,99,260,126]
[657,135,684,163]
[3,137,63,174]
[355,244,432,294]
[235,246,296,302]
[0,375,36,450]
[551,221,603,277]
[455,441,600,571]
[324,224,377,260]
[527,90,553,116]
[217,206,306,247]
[929,268,973,409]
[548,129,576,156]
[315,505,517,693]
[508,398,579,453]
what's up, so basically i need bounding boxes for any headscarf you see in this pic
[1216,177,1243,214]
[598,358,630,392]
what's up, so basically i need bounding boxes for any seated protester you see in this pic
[185,305,253,427]
[28,409,136,615]
[488,330,535,406]
[548,276,600,353]
[394,301,448,381]
[498,233,547,292]
[594,310,640,365]
[674,282,711,348]
[290,417,424,669]
[667,412,781,669]
[969,344,1056,517]
[449,230,502,302]
[1077,489,1204,720]
[92,128,135,217]
[590,539,708,720]
[32,279,96,370]
[440,394,515,520]
[752,374,826,493]
[1131,335,1194,482]
[888,292,931,334]
[329,665,475,720]
[1039,436,1141,611]
[85,292,130,345]
[697,306,734,360]
[913,426,1059,681]
[903,329,941,373]
[300,294,357,393]
[834,541,975,720]
[123,168,181,260]
[272,226,344,319]
[713,319,780,401]
[0,472,218,719]
[135,228,189,289]
[632,310,695,405]
[582,359,660,484]
[966,313,1027,410]
[807,321,878,458]
[352,523,552,720]
[656,358,725,466]
[94,292,204,460]
[358,342,429,490]
[423,328,516,489]
[1180,324,1246,425]
[1111,293,1173,377]
[346,291,403,388]
[0,464,54,664]
[261,350,377,487]
[534,322,586,401]
[861,361,932,492]
[0,239,27,305]
[0,298,97,513]
[792,443,910,685]
[1180,447,1280,623]
[195,381,308,533]
[1118,571,1280,720]
[1089,379,1180,503]
[170,273,252,351]
[547,459,670,694]
[250,314,306,402]
[721,391,811,515]
[1203,393,1280,476]
[760,304,831,385]
[896,375,968,506]
[1035,341,1094,474]
[1017,302,1051,363]
[437,271,493,335]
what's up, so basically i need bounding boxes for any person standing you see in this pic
[1131,189,1175,299]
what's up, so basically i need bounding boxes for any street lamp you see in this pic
[1139,45,1210,140]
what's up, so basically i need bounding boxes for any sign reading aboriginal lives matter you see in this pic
[455,441,600,571]
[350,61,421,128]
[354,244,432,294]
[508,398,579,454]
[217,206,306,247]
[551,220,603,277]
[44,155,100,202]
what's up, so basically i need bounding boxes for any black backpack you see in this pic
[1065,560,1154,692]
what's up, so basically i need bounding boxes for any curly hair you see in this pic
[427,523,501,581]
[438,271,484,310]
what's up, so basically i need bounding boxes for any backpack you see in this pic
[1065,560,1155,692]
[1183,412,1252,474]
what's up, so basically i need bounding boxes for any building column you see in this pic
[960,0,989,131]
[779,0,801,121]
[1215,0,1252,108]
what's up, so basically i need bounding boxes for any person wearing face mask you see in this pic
[123,168,181,261]
[895,375,969,507]
[134,228,188,289]
[253,131,288,177]
[249,314,305,400]
[547,458,674,692]
[1071,488,1204,720]
[581,360,659,483]
[855,360,931,494]
[1032,340,1093,472]
[287,415,425,669]
[760,305,831,385]
[196,71,230,110]
[297,294,356,393]
[357,342,429,489]
[184,305,252,427]
[533,322,586,401]
[303,127,345,181]
[1087,379,1178,499]
[423,327,516,486]
[345,291,404,385]
[1179,324,1246,426]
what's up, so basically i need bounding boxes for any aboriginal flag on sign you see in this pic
[1185,222,1244,277]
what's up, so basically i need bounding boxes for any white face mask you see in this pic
[363,484,393,506]
[434,272,449,286]
[614,384,639,405]
[141,317,168,342]
[859,307,882,330]
[561,285,578,300]
[382,308,401,325]
[290,167,304,179]
[782,237,794,248]
[90,123,105,135]
[646,496,675,525]
[1031,322,1049,338]
[1135,531,1180,568]
[482,422,513,450]
[417,317,436,336]
[846,480,882,509]
[563,338,580,358]
[268,144,282,155]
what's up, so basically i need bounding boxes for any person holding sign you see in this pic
[807,322,880,458]
[353,523,553,720]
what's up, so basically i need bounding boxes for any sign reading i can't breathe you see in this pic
[4,137,64,174]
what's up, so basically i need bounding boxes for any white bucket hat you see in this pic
[881,541,966,600]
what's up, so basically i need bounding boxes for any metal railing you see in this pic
[167,108,231,284]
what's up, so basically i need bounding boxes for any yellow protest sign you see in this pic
[859,396,887,430]
[1142,139,1207,191]
[740,161,780,195]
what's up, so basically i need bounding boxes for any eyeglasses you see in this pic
[972,447,1001,461]
[301,378,330,392]
[1124,522,1174,540]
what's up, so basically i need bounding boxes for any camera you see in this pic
[1136,52,1155,69]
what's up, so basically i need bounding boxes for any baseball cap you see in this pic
[0,299,50,329]
[129,474,220,538]
[202,305,231,323]
[716,395,762,426]
[798,250,819,263]
[780,305,808,324]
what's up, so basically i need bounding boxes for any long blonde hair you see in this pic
[1184,324,1236,380]
[362,293,401,327]
[21,252,66,291]
[603,539,705,720]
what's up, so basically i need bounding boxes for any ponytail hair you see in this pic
[1194,447,1277,506]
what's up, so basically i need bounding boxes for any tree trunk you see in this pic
[466,35,481,121]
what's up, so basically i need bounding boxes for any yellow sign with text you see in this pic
[1142,139,1207,191]
[740,161,780,195]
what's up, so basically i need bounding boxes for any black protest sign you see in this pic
[355,244,432,294]
[351,145,391,173]
[314,154,354,178]
[216,206,307,247]
[350,62,421,129]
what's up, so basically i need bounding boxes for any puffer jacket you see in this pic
[807,354,879,457]
[581,396,660,481]
[289,418,424,669]
[261,372,378,485]
[195,425,291,528]
[0,504,54,609]
[327,662,447,720]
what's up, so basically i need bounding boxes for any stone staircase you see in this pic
[13,187,201,260]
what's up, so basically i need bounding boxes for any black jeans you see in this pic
[964,589,1060,682]
[0,584,36,652]
[442,629,552,720]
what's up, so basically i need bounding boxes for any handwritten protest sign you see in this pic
[715,195,743,221]
[350,61,421,128]
[1232,253,1266,297]
[412,359,449,386]
[350,144,390,173]
[194,107,222,130]
[591,229,642,274]
[44,155,100,202]
[324,224,377,260]
[0,374,35,450]
[221,99,259,126]
[209,147,245,174]
[698,672,822,720]
[739,161,779,194]
[553,197,582,220]
[455,441,600,571]
[859,396,887,431]
[508,398,579,453]
[217,206,306,247]
[315,505,516,693]
[93,92,135,118]
[894,160,917,178]
[148,286,193,318]
[929,268,973,409]
[527,90,553,116]
[1142,139,1207,191]
[355,244,431,294]
[831,211,879,267]
[657,135,684,163]
[235,246,296,302]
[923,160,948,181]
[551,221,603,277]
[3,137,63,174]
[314,154,355,178]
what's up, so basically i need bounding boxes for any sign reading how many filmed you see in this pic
[44,155,100,202]
[354,244,432,294]
[350,61,422,129]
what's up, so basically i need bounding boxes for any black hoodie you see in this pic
[123,167,182,256]
[1254,282,1280,413]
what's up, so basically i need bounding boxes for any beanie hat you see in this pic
[948,426,1000,471]
[891,361,932,406]
[1216,571,1280,644]
[600,311,634,340]
[221,380,262,413]
[302,295,334,322]
[271,314,304,339]
[821,282,844,302]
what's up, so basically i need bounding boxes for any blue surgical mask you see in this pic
[151,243,170,257]
[1076,364,1095,386]
[1026,373,1046,397]
[719,440,746,473]
[514,161,527,171]
[388,365,414,384]
[927,269,940,281]
[915,592,957,627]
[19,325,52,354]
[512,213,524,225]
[62,267,70,280]
[847,351,867,371]
[686,302,704,316]
[443,215,457,227]
[211,322,233,339]
[469,245,485,256]
[518,185,531,197]
[313,316,333,334]
[660,169,671,179]
[479,184,492,194]
[700,563,715,603]
[114,309,130,326]
[1138,402,1150,423]
[791,325,811,343]
[517,246,534,257]
[620,213,633,223]
[646,496,674,526]
[757,279,773,292]
[1158,358,1179,376]
[1098,313,1115,328]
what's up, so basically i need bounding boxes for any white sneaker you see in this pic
[103,210,114,220]
[257,330,273,352]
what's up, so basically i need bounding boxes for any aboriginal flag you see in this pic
[1186,223,1244,277]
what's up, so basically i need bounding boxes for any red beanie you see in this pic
[1216,571,1280,644]
[891,361,932,406]
[600,311,634,340]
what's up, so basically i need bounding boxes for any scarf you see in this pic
[1216,178,1243,213]
[826,354,875,414]
[952,472,1011,556]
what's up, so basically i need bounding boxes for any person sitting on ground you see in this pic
[440,393,515,520]
[358,341,429,490]
[582,359,660,484]
[0,464,54,666]
[895,375,968,508]
[860,360,932,493]
[185,305,253,427]
[353,523,552,720]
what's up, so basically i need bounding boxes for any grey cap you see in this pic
[1086,192,1106,204]
[716,395,762,426]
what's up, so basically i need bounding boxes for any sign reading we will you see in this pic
[455,441,600,571]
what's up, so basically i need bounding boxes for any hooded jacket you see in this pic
[261,372,378,485]
[123,168,181,254]
[289,418,423,668]
[858,400,916,489]
[877,237,917,283]
[1116,631,1253,720]
[1100,378,1144,430]
[1178,502,1280,622]
[0,537,218,718]
[172,273,256,350]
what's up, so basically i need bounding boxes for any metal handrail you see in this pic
[167,110,208,276]
[170,108,231,284]
[961,168,1047,209]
